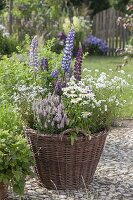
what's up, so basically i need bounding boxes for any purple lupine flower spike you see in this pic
[51,69,59,78]
[40,58,49,71]
[74,47,83,81]
[58,32,67,41]
[55,80,62,96]
[29,35,39,73]
[61,29,76,74]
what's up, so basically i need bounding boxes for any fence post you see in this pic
[93,8,129,56]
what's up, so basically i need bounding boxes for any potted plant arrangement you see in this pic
[0,104,33,199]
[17,30,129,190]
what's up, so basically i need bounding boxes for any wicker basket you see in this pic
[0,182,8,200]
[26,129,108,190]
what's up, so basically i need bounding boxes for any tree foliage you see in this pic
[4,0,66,40]
[68,0,110,15]
[68,0,130,14]
[0,0,6,10]
[109,0,131,12]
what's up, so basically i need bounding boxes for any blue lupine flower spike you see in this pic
[74,47,83,81]
[61,30,76,74]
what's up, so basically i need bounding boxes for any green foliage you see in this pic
[70,132,77,145]
[68,0,110,15]
[0,103,22,134]
[0,35,33,196]
[0,51,35,126]
[39,38,63,76]
[89,0,110,15]
[0,129,33,196]
[45,0,65,19]
[0,54,33,102]
[0,31,18,56]
[69,0,129,14]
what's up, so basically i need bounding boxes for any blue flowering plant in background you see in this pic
[83,35,108,55]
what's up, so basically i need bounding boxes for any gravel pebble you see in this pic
[8,127,133,200]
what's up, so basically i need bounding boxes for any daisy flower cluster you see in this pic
[62,71,130,133]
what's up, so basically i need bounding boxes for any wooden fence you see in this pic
[93,8,130,56]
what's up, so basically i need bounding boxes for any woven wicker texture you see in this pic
[0,183,8,200]
[26,129,108,190]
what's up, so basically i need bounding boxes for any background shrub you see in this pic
[0,25,19,56]
[0,31,18,56]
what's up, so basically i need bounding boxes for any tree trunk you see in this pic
[8,0,13,35]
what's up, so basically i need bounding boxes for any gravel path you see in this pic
[8,126,133,200]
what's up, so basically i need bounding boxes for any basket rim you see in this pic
[25,127,108,140]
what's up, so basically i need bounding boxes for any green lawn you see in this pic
[84,56,133,72]
[83,56,133,118]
